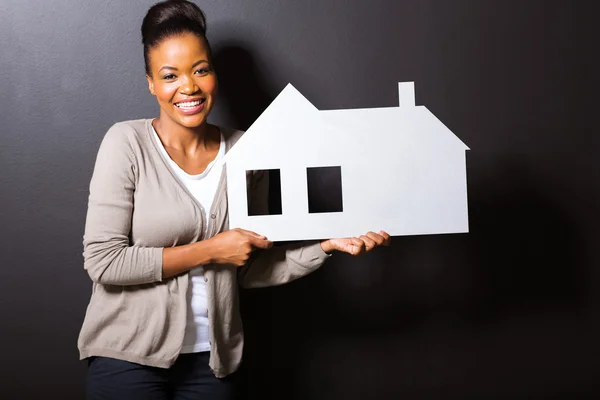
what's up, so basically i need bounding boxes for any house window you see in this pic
[246,169,282,216]
[307,166,343,213]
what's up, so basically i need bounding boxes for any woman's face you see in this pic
[146,32,217,129]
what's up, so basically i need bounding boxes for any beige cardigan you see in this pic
[77,119,329,378]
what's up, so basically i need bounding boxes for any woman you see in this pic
[78,1,390,399]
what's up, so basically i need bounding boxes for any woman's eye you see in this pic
[163,74,176,80]
[195,68,210,75]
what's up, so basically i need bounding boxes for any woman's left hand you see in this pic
[320,230,391,255]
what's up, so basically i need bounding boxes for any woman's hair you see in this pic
[141,0,211,75]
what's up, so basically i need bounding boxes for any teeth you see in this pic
[176,100,202,108]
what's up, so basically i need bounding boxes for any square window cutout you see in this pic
[307,166,343,213]
[246,169,282,216]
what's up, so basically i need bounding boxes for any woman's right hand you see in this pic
[208,228,273,267]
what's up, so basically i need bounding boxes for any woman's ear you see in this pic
[146,74,155,96]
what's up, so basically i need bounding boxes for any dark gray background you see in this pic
[1,0,598,398]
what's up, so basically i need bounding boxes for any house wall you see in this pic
[1,0,597,398]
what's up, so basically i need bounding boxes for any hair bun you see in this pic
[141,0,210,74]
[142,0,207,45]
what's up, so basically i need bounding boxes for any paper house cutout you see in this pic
[221,82,470,241]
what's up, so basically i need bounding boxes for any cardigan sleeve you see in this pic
[237,170,331,289]
[82,124,163,285]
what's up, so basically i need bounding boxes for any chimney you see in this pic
[398,82,415,107]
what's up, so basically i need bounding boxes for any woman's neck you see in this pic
[152,116,218,156]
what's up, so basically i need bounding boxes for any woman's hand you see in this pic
[320,230,391,255]
[207,228,273,267]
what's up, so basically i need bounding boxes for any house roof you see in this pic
[321,106,470,151]
[220,82,469,167]
[220,83,315,166]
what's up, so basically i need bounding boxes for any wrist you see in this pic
[320,240,334,254]
[194,239,217,265]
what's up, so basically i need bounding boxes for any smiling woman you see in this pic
[147,34,216,128]
[147,32,221,175]
[77,1,390,399]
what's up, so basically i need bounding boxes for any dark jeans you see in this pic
[86,352,237,400]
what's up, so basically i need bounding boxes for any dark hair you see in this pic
[141,0,211,75]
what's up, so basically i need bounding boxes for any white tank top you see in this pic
[152,126,225,354]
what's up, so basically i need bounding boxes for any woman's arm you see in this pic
[237,241,330,289]
[162,229,272,279]
[236,232,390,289]
[83,125,272,285]
[83,125,164,285]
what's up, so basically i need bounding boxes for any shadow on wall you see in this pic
[212,43,284,214]
[212,43,590,399]
[213,42,344,217]
[213,42,273,131]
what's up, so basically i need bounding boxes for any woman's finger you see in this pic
[366,231,385,246]
[359,235,376,252]
[237,228,267,239]
[350,237,365,255]
[378,230,392,246]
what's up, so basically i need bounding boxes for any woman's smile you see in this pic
[174,97,206,115]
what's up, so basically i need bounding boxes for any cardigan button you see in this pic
[210,213,216,219]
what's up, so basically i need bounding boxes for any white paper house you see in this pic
[221,82,470,241]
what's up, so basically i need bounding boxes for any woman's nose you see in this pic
[180,76,199,94]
